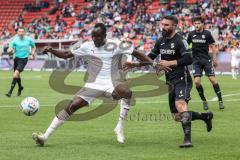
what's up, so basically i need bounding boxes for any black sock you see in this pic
[181,112,192,142]
[181,121,191,142]
[189,111,204,121]
[8,78,17,94]
[196,85,206,101]
[213,83,222,102]
[16,78,23,89]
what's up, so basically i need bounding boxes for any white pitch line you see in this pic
[1,99,240,108]
[211,93,240,101]
[0,75,42,80]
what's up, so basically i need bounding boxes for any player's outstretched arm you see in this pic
[43,46,74,59]
[123,61,140,70]
[132,49,153,66]
[123,50,153,70]
[123,50,172,73]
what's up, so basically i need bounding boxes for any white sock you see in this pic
[232,68,236,79]
[115,98,131,130]
[43,110,70,140]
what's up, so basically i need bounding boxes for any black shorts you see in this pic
[14,57,28,72]
[168,77,192,113]
[192,59,215,77]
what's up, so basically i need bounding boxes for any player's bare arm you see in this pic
[43,46,74,59]
[210,44,218,67]
[29,46,36,60]
[124,49,172,72]
[132,49,153,64]
[123,49,152,70]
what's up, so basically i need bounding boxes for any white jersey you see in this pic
[231,48,240,67]
[231,48,240,60]
[71,38,134,82]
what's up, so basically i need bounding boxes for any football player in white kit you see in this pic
[231,44,240,79]
[32,23,163,146]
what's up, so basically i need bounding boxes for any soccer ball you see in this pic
[20,97,40,116]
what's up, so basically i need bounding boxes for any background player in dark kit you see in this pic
[187,16,224,110]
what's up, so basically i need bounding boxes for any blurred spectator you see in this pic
[13,15,24,32]
[77,9,87,20]
[62,2,75,17]
[3,0,240,53]
[0,27,11,40]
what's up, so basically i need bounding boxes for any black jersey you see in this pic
[187,30,215,61]
[149,33,192,82]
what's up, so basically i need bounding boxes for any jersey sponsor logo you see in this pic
[104,42,117,52]
[192,39,207,43]
[72,40,133,54]
[160,49,175,55]
[119,41,133,50]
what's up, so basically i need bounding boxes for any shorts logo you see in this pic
[211,67,214,73]
[179,90,184,97]
[171,43,174,48]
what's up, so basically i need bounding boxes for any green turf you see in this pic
[0,71,240,160]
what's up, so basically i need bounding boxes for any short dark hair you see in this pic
[18,27,25,31]
[94,23,107,35]
[192,16,204,23]
[163,15,178,25]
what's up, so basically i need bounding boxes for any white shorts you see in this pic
[231,59,239,68]
[75,79,119,104]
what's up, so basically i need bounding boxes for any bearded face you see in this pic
[162,28,173,37]
[161,19,176,38]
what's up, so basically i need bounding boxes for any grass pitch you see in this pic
[0,71,239,160]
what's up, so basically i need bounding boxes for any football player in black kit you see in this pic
[187,16,224,110]
[124,15,213,148]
